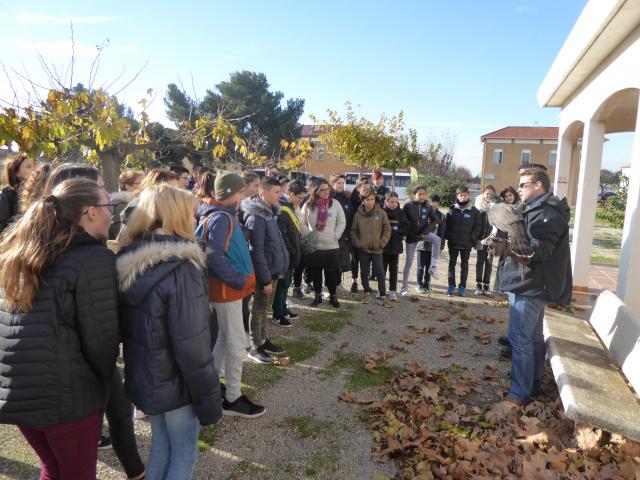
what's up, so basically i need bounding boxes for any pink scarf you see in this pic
[314,197,330,231]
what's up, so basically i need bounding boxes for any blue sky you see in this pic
[0,1,634,174]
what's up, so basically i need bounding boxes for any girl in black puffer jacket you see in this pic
[0,178,120,480]
[117,184,221,480]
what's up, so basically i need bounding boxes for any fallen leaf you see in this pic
[436,332,452,341]
[390,343,408,353]
[400,334,417,344]
[339,392,358,403]
[273,357,290,366]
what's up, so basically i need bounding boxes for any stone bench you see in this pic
[543,290,640,442]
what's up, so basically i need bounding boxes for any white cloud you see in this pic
[13,41,141,58]
[514,5,537,13]
[9,14,117,25]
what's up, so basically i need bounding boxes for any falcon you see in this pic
[484,202,534,263]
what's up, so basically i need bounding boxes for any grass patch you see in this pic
[198,424,221,452]
[276,336,322,363]
[304,447,339,478]
[284,415,335,439]
[321,350,397,391]
[226,460,267,479]
[302,300,356,334]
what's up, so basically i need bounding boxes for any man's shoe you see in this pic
[374,291,381,299]
[457,287,466,297]
[500,345,512,358]
[272,316,292,328]
[98,436,112,450]
[361,292,371,304]
[428,266,438,279]
[504,397,525,407]
[474,288,483,296]
[389,291,398,301]
[303,283,314,294]
[498,336,510,346]
[381,297,392,308]
[350,281,358,293]
[400,287,409,296]
[263,339,285,355]
[415,285,426,294]
[222,395,266,419]
[248,346,274,364]
[447,286,455,296]
[292,287,304,299]
[285,309,299,320]
[310,294,322,307]
[483,285,492,296]
[329,295,341,308]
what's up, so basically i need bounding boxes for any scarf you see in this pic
[314,197,330,231]
[475,194,496,213]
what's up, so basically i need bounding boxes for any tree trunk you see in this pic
[101,152,122,192]
[359,160,365,175]
[392,168,396,190]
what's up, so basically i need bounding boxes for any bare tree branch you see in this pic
[111,60,148,96]
[0,61,19,107]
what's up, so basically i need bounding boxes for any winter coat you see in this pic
[117,234,221,426]
[417,207,446,252]
[402,201,435,243]
[497,193,573,305]
[109,191,134,240]
[372,184,390,206]
[445,201,482,250]
[351,203,391,254]
[241,196,290,286]
[0,232,120,428]
[0,187,19,233]
[278,200,302,268]
[383,206,409,255]
[204,203,255,302]
[302,199,346,251]
[333,191,354,243]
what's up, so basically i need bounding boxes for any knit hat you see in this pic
[215,171,245,201]
[429,193,441,203]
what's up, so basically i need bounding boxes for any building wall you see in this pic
[481,140,558,192]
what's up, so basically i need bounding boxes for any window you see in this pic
[549,150,557,166]
[485,173,496,180]
[492,149,503,165]
[316,144,324,160]
[521,149,531,164]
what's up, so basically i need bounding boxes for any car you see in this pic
[344,171,411,200]
[597,191,616,204]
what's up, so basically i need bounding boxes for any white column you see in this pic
[617,96,640,315]
[571,120,605,290]
[554,125,573,199]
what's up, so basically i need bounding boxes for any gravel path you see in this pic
[1,251,515,480]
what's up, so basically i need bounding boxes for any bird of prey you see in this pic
[485,203,534,262]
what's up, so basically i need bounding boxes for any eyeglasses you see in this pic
[519,181,538,189]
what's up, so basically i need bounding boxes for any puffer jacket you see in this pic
[302,199,346,251]
[383,206,409,255]
[372,184,390,206]
[351,203,391,254]
[278,200,302,268]
[497,193,573,305]
[333,191,353,242]
[117,235,221,426]
[402,201,433,243]
[0,187,19,233]
[445,200,482,250]
[241,196,290,286]
[0,232,120,428]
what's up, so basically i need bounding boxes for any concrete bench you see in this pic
[543,290,640,442]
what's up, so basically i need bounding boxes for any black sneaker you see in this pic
[222,395,266,419]
[303,283,314,294]
[285,309,299,320]
[500,345,512,358]
[272,316,292,328]
[262,339,285,355]
[498,336,511,346]
[329,295,341,308]
[98,436,112,450]
[292,287,304,299]
[248,346,273,364]
[310,294,322,307]
[350,282,358,293]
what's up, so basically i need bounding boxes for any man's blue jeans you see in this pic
[147,404,201,480]
[507,293,546,403]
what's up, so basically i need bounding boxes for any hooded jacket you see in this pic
[497,193,573,304]
[241,196,289,286]
[117,235,221,426]
[351,203,391,254]
[402,201,436,243]
[0,232,119,428]
[383,206,409,255]
[445,200,482,250]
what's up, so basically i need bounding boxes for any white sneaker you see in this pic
[374,291,381,299]
[400,287,409,296]
[389,291,398,301]
[245,333,251,350]
[133,407,146,419]
[429,265,439,279]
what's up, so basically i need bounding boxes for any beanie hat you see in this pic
[215,171,245,201]
[429,193,441,203]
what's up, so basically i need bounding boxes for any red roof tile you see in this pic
[480,126,558,141]
[300,124,327,137]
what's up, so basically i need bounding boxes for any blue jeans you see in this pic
[507,293,546,403]
[147,404,201,480]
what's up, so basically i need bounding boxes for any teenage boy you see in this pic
[445,185,481,297]
[241,177,290,364]
[382,192,409,301]
[170,164,191,189]
[416,194,446,292]
[205,171,265,418]
[401,186,430,295]
[351,189,392,307]
[349,179,372,292]
[330,174,354,284]
[272,180,306,327]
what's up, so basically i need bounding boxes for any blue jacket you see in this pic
[117,235,221,426]
[241,196,290,286]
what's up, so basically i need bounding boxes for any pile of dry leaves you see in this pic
[344,360,639,479]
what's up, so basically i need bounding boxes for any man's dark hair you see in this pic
[520,168,550,192]
[412,185,426,195]
[259,176,281,190]
[518,162,547,173]
[287,180,306,195]
[242,171,260,184]
[456,185,469,194]
[278,175,290,187]
[385,191,399,200]
[170,164,189,175]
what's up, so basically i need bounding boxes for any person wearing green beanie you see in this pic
[215,171,246,201]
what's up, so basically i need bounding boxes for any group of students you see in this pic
[0,152,530,480]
